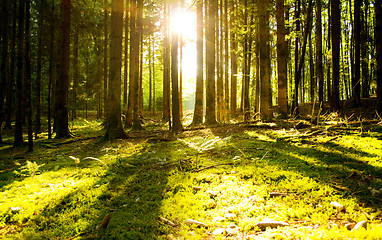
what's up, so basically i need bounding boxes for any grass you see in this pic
[0,116,381,239]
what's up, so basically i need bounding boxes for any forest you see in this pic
[0,0,382,239]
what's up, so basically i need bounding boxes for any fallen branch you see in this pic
[191,163,233,173]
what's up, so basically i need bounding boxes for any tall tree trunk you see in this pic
[171,11,183,132]
[192,0,204,125]
[292,0,300,113]
[230,0,237,117]
[223,0,229,121]
[14,0,25,146]
[132,0,142,130]
[361,0,369,98]
[25,0,33,151]
[217,0,224,122]
[327,2,332,103]
[72,24,79,120]
[294,0,313,114]
[276,0,288,118]
[48,0,55,139]
[152,40,156,114]
[242,0,250,122]
[316,0,324,106]
[55,0,71,139]
[309,30,315,103]
[331,0,340,111]
[104,0,128,139]
[35,0,44,136]
[376,1,382,114]
[163,3,171,123]
[127,0,136,127]
[0,0,9,143]
[258,0,272,120]
[104,0,109,119]
[205,0,217,125]
[149,36,152,112]
[124,0,129,118]
[4,0,17,130]
[353,0,361,106]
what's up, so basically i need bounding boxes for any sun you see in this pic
[170,7,196,41]
[169,7,197,93]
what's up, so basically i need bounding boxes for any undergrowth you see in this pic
[0,117,381,239]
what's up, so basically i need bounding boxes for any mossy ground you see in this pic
[1,114,382,239]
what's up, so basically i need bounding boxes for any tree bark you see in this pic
[162,3,171,123]
[104,0,109,119]
[205,0,217,125]
[14,0,25,146]
[192,0,204,125]
[316,0,324,106]
[104,0,128,139]
[353,0,361,106]
[276,0,288,118]
[230,0,237,117]
[331,0,340,111]
[72,23,79,120]
[0,0,9,143]
[376,1,382,114]
[35,0,44,136]
[132,0,142,130]
[55,0,71,139]
[258,0,272,120]
[171,12,183,132]
[25,0,33,151]
[48,0,55,139]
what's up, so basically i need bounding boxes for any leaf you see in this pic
[255,220,289,230]
[184,219,207,227]
[330,201,346,212]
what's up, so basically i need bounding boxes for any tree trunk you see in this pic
[292,0,300,113]
[48,0,55,139]
[4,0,17,130]
[276,0,288,118]
[0,0,9,143]
[25,0,33,151]
[149,36,152,112]
[361,0,369,98]
[376,1,382,114]
[72,24,79,120]
[230,0,237,117]
[258,0,272,120]
[104,0,128,139]
[353,0,361,106]
[205,0,217,125]
[104,0,109,118]
[124,0,129,117]
[55,0,71,139]
[127,0,136,127]
[171,11,183,132]
[192,0,204,125]
[223,0,229,121]
[132,0,142,130]
[242,0,250,122]
[163,3,171,123]
[294,0,313,114]
[35,0,44,136]
[316,0,324,106]
[14,0,25,146]
[331,0,340,111]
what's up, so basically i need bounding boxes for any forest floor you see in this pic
[1,109,382,239]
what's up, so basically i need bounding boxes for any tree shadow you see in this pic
[247,130,382,209]
[10,139,175,239]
